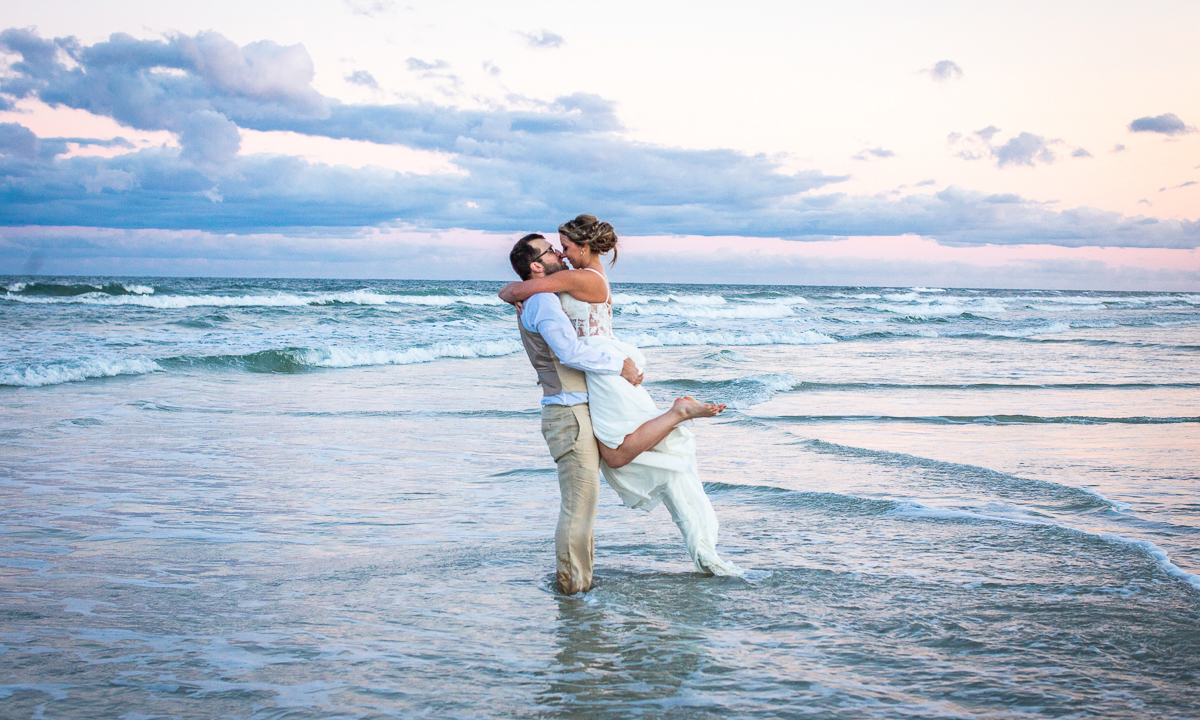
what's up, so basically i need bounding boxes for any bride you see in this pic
[500,214,742,576]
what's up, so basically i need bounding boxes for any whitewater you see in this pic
[2,276,1198,719]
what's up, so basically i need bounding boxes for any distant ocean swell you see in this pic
[4,281,156,296]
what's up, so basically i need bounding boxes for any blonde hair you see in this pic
[558,214,618,265]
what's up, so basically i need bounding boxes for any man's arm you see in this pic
[522,294,642,385]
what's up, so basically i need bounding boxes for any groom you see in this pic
[507,233,642,595]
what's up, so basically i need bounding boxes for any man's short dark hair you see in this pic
[510,233,544,280]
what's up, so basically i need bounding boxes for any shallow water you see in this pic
[2,278,1198,718]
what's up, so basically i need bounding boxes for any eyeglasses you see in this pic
[535,247,561,261]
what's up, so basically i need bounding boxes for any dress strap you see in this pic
[582,267,611,304]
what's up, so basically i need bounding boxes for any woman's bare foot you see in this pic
[672,396,726,419]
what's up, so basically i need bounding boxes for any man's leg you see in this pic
[541,404,601,594]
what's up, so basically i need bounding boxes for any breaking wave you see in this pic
[4,281,155,297]
[619,303,795,319]
[627,329,836,347]
[1,357,164,387]
[3,289,506,308]
[164,340,526,373]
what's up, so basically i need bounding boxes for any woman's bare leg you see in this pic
[597,397,725,469]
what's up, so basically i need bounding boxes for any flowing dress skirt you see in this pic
[583,335,742,576]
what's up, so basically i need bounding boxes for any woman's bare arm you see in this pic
[498,269,608,304]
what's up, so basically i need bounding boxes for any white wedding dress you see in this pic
[561,269,742,576]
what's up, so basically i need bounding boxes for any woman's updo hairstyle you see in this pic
[558,214,618,265]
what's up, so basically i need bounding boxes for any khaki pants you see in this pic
[541,403,600,595]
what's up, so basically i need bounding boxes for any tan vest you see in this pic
[518,316,588,398]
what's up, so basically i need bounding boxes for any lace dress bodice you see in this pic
[559,268,614,339]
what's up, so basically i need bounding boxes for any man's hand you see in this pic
[620,357,643,386]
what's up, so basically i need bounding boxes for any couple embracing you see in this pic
[500,214,742,595]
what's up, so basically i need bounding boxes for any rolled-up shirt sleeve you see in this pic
[521,293,624,374]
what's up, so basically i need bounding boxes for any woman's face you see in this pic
[560,234,587,269]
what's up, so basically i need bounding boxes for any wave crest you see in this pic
[619,304,795,319]
[4,281,155,298]
[627,329,836,347]
[163,340,526,374]
[4,290,504,309]
[1,357,163,387]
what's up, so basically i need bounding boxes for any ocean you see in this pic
[2,276,1198,718]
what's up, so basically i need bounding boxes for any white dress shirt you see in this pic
[520,292,624,406]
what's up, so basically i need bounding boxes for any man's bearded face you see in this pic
[539,247,568,275]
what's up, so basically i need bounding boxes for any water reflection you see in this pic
[537,572,721,717]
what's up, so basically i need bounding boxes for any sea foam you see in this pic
[1,357,164,387]
[618,303,795,319]
[612,293,727,306]
[3,290,504,308]
[626,329,836,347]
[300,340,523,368]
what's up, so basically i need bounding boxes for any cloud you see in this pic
[950,127,1060,168]
[0,122,39,159]
[852,146,896,161]
[994,133,1057,167]
[1072,148,1092,158]
[0,27,327,131]
[1128,113,1195,136]
[915,179,936,187]
[34,134,135,159]
[975,126,1000,142]
[519,30,564,49]
[482,61,500,77]
[404,57,458,91]
[81,167,136,193]
[0,28,1196,251]
[949,126,1004,162]
[924,60,963,82]
[1154,182,1197,192]
[983,193,1024,203]
[406,57,449,72]
[345,70,379,90]
[1112,144,1126,153]
[177,110,241,168]
[344,0,395,17]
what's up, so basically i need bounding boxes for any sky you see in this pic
[0,0,1198,289]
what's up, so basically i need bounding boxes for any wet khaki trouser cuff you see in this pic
[541,404,600,595]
